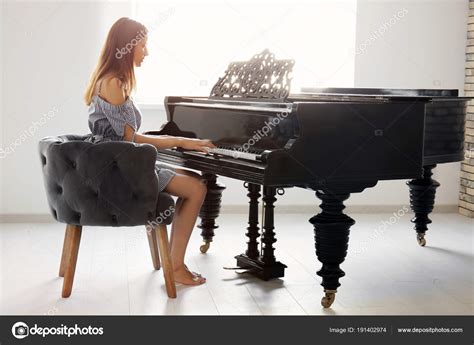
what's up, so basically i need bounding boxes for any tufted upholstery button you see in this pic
[111,214,118,223]
[56,185,63,194]
[74,212,81,222]
[70,160,77,169]
[147,211,153,218]
[132,193,138,200]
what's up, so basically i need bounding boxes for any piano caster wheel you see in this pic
[200,242,211,253]
[417,233,426,247]
[321,290,337,308]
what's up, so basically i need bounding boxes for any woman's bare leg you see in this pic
[164,173,207,285]
[169,169,202,249]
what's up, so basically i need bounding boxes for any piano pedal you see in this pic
[222,266,256,275]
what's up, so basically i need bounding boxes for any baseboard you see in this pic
[0,214,56,223]
[0,205,460,223]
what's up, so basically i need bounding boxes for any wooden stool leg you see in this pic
[146,225,161,270]
[62,225,82,298]
[59,225,73,277]
[155,224,176,298]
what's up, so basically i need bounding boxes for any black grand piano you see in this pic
[145,50,469,308]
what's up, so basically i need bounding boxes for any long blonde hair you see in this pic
[84,17,148,105]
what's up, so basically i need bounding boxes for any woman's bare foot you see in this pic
[184,265,201,277]
[173,265,206,285]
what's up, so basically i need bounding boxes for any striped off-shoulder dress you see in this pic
[86,81,176,192]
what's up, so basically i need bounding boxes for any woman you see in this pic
[84,17,214,285]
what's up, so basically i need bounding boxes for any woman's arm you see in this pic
[126,128,215,153]
[101,77,215,152]
[124,126,181,148]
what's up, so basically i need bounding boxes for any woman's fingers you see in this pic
[199,143,215,153]
[202,140,216,148]
[183,138,215,152]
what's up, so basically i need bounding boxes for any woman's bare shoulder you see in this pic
[99,76,126,105]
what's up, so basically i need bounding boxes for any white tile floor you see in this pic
[0,212,472,315]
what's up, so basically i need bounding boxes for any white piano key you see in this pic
[207,148,260,161]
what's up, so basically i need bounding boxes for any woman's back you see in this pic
[87,77,142,142]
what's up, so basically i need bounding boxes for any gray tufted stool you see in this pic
[38,134,177,298]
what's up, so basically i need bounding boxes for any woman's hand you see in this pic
[179,138,216,153]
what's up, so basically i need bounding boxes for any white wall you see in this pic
[0,1,4,214]
[0,1,131,215]
[353,0,468,209]
[0,0,469,216]
[133,1,357,103]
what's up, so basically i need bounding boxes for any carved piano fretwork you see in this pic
[210,49,294,100]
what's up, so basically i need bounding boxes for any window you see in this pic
[133,0,357,105]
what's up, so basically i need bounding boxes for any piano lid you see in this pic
[297,87,469,101]
[166,96,295,113]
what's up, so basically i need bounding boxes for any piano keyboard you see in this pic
[207,148,261,161]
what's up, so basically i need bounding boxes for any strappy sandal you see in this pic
[184,265,202,277]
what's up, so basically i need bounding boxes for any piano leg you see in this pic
[261,187,278,266]
[406,164,440,247]
[244,182,261,259]
[198,173,226,253]
[235,186,287,280]
[309,191,354,308]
